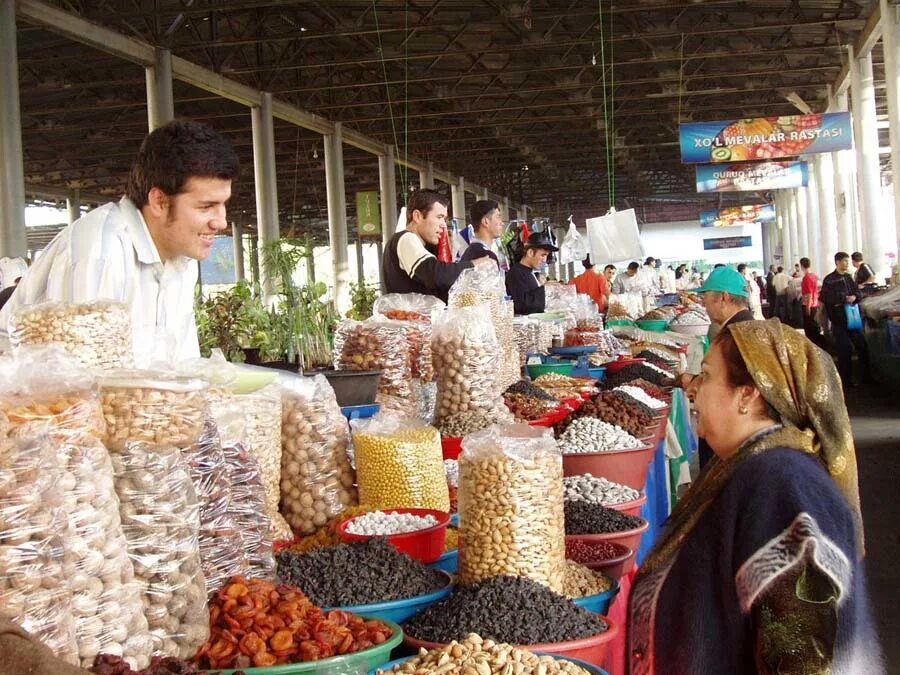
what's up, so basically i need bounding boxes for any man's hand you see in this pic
[846,294,856,304]
[472,256,494,268]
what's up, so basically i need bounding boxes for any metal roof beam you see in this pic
[834,2,882,95]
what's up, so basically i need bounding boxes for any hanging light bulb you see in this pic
[592,54,597,66]
[312,148,318,159]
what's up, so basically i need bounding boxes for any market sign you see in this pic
[700,203,775,228]
[355,191,381,238]
[703,235,753,251]
[695,160,808,193]
[679,113,852,164]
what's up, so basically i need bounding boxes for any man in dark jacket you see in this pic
[851,251,878,293]
[821,251,872,389]
[460,199,502,267]
[505,232,558,315]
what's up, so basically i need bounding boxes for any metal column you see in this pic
[67,189,81,224]
[481,187,489,200]
[815,153,839,274]
[325,122,350,307]
[145,47,174,131]
[376,240,385,293]
[356,239,365,283]
[232,221,245,282]
[880,0,900,267]
[379,146,398,247]
[249,235,260,285]
[501,197,510,222]
[419,161,434,190]
[830,91,858,253]
[0,0,27,259]
[850,46,888,272]
[786,190,799,270]
[451,177,466,226]
[251,92,280,298]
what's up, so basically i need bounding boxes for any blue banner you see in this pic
[696,160,808,193]
[680,113,852,164]
[700,204,776,228]
[703,235,753,251]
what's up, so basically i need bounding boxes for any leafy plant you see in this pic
[195,280,272,362]
[347,281,378,321]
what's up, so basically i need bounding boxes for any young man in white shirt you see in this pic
[0,119,239,365]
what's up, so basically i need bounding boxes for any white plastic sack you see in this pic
[587,208,644,264]
[559,217,589,265]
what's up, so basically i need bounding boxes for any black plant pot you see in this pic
[314,369,382,407]
[242,348,262,365]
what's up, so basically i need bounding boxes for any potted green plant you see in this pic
[346,281,378,321]
[195,280,273,362]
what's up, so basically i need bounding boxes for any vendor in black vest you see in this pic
[383,189,493,302]
[460,199,502,267]
[505,232,558,315]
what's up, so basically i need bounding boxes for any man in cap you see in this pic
[506,232,558,315]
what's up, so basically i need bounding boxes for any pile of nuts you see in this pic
[280,376,357,536]
[376,634,593,675]
[562,560,613,599]
[110,443,209,659]
[557,417,644,454]
[615,385,666,410]
[503,393,555,421]
[556,392,655,439]
[513,319,554,364]
[564,474,641,505]
[564,501,644,535]
[437,410,495,438]
[603,363,675,388]
[352,418,450,512]
[9,300,134,370]
[345,510,439,536]
[458,427,566,594]
[334,320,413,400]
[566,540,627,565]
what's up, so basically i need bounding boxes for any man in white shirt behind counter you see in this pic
[0,119,239,365]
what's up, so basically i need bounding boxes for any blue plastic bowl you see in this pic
[450,513,459,528]
[573,580,620,616]
[587,366,607,381]
[427,548,458,574]
[370,653,609,674]
[325,571,453,624]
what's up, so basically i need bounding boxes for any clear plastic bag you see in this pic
[182,417,248,596]
[458,424,566,594]
[99,371,207,452]
[559,216,589,265]
[8,300,133,370]
[0,423,79,665]
[334,319,413,401]
[607,293,644,320]
[278,373,358,536]
[513,317,554,363]
[372,293,445,322]
[350,412,449,511]
[110,442,209,659]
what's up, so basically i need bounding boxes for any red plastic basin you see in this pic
[606,492,647,518]
[562,442,657,490]
[604,357,646,375]
[337,508,450,563]
[569,542,635,580]
[441,436,463,460]
[566,519,649,566]
[404,615,620,667]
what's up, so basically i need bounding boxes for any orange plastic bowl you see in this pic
[606,492,647,518]
[403,615,620,667]
[562,442,657,490]
[568,541,635,580]
[566,519,650,562]
[604,357,645,375]
[337,508,450,564]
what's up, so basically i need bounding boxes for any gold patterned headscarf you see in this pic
[728,318,862,546]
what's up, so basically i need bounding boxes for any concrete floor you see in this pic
[846,385,900,672]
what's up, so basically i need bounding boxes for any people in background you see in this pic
[799,257,825,348]
[821,251,873,390]
[603,264,617,287]
[505,232,558,315]
[765,264,776,310]
[772,265,790,322]
[639,256,661,295]
[612,261,642,294]
[738,264,762,320]
[569,255,610,312]
[632,320,879,674]
[0,277,21,311]
[659,262,677,293]
[0,119,239,365]
[851,251,878,292]
[675,264,689,291]
[788,269,804,328]
[383,189,493,302]
[460,199,502,266]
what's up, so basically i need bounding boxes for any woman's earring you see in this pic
[739,406,749,415]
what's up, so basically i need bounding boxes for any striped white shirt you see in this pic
[0,197,200,366]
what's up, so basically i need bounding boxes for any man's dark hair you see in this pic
[737,263,747,273]
[799,257,811,269]
[125,119,239,209]
[582,256,593,269]
[851,251,864,263]
[777,266,784,273]
[644,256,655,265]
[470,199,499,231]
[627,261,640,271]
[714,263,725,269]
[604,264,616,272]
[834,251,850,263]
[407,189,450,224]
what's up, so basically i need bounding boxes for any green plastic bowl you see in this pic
[606,318,636,327]
[202,617,403,674]
[526,362,575,378]
[635,319,669,332]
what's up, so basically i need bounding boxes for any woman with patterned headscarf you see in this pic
[628,319,882,675]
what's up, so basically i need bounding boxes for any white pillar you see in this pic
[795,182,809,267]
[325,122,350,307]
[0,1,27,259]
[816,153,839,275]
[804,157,822,274]
[880,0,900,270]
[850,46,890,273]
[451,177,466,226]
[419,161,434,190]
[787,190,800,270]
[773,193,785,265]
[232,221,245,281]
[501,197,510,222]
[67,189,81,224]
[378,146,398,247]
[830,91,857,253]
[145,48,174,131]
[481,187,489,200]
[251,92,280,298]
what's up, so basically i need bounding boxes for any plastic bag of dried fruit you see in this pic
[350,411,449,512]
[458,424,566,594]
[333,318,413,401]
[110,441,209,659]
[372,292,445,322]
[277,372,357,536]
[8,300,134,370]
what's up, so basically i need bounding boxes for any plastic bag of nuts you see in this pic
[181,417,249,596]
[351,412,449,512]
[373,292,445,321]
[431,305,505,424]
[99,371,207,452]
[9,300,134,370]
[334,318,414,401]
[278,373,358,536]
[110,442,209,659]
[458,424,567,594]
[0,420,80,665]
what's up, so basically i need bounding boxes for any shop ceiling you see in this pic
[16,0,887,240]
